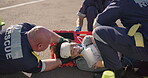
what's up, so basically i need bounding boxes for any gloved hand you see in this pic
[75,26,82,33]
[59,38,72,43]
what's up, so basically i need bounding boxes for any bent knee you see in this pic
[93,26,114,44]
[93,26,109,36]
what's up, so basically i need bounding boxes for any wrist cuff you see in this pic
[59,38,64,43]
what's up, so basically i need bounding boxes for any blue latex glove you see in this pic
[75,26,82,33]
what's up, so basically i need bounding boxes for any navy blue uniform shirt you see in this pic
[96,0,148,40]
[0,23,42,73]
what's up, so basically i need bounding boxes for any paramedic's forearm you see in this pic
[76,17,84,27]
[42,59,62,72]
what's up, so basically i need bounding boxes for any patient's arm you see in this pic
[93,60,104,69]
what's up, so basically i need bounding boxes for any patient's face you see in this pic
[70,43,82,58]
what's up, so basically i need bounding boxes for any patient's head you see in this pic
[50,41,83,59]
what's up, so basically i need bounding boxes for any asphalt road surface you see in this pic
[0,0,94,78]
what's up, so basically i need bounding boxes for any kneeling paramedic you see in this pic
[93,0,148,77]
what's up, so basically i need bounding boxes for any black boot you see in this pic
[93,73,103,78]
[123,68,143,78]
[113,68,143,78]
[113,69,125,78]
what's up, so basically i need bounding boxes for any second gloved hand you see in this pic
[75,26,82,33]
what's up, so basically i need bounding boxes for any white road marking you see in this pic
[0,0,45,11]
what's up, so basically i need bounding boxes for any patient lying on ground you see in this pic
[50,35,105,72]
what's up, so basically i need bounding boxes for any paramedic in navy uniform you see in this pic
[93,0,148,77]
[0,23,72,74]
[75,0,111,32]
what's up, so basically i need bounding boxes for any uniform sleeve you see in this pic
[23,60,45,73]
[77,0,95,17]
[96,0,122,26]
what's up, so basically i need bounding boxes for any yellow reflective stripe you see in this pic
[134,32,144,47]
[128,24,141,36]
[32,52,40,62]
[128,24,144,47]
